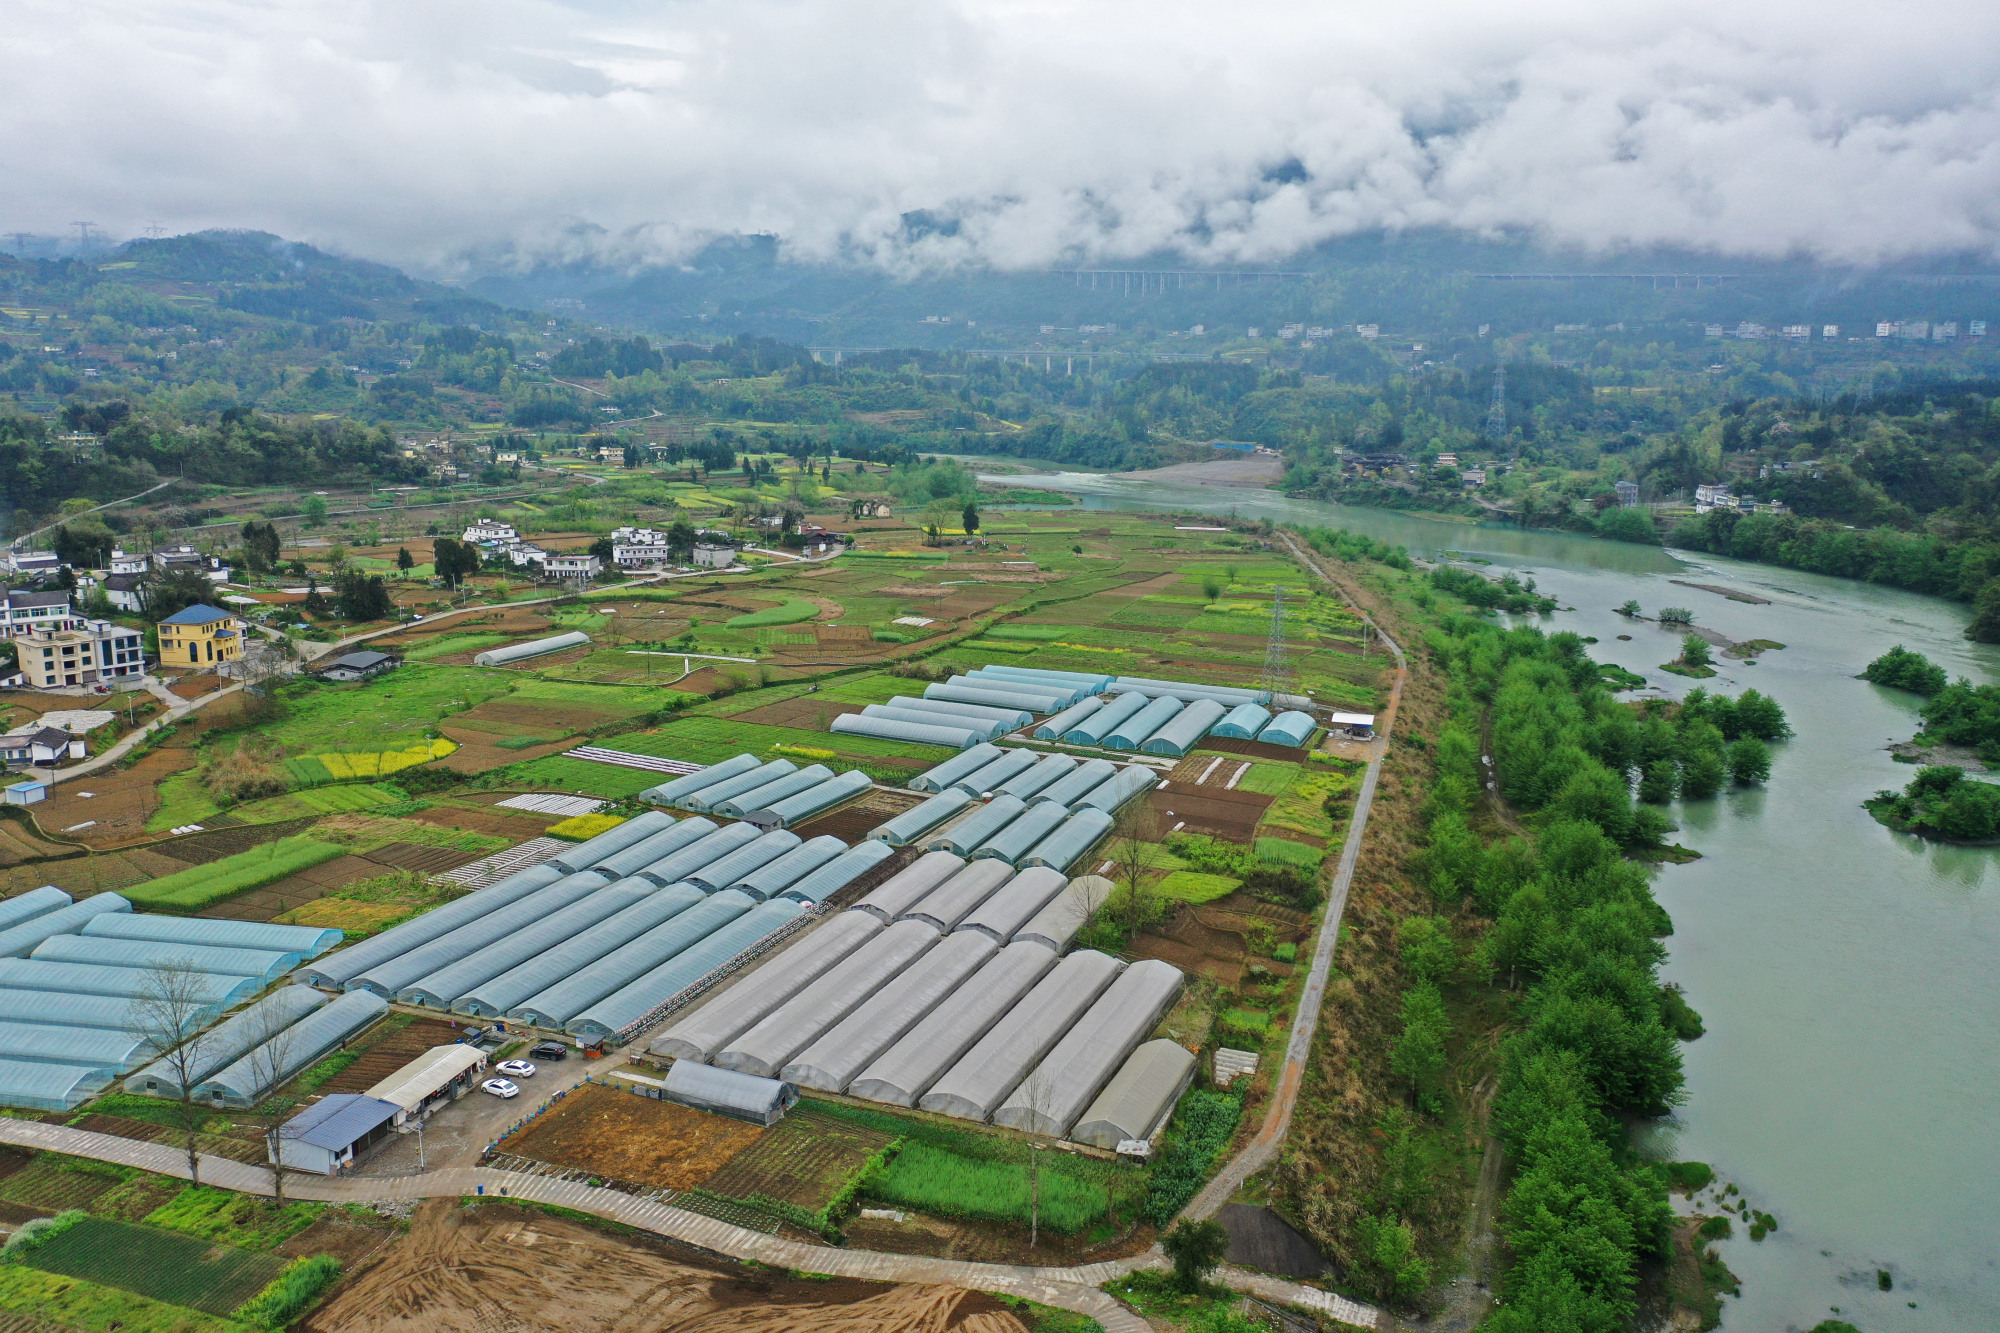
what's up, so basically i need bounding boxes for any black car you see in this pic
[529,1041,569,1061]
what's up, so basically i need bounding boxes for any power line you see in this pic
[1484,364,1507,442]
[1261,587,1294,696]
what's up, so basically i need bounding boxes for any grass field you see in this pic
[140,1188,323,1253]
[22,1216,286,1317]
[725,599,818,628]
[232,784,408,822]
[0,1262,239,1333]
[1154,870,1243,903]
[122,836,348,913]
[865,1143,1109,1235]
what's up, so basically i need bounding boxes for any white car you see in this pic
[496,1060,536,1079]
[481,1078,520,1099]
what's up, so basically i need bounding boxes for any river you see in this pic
[993,469,2000,1332]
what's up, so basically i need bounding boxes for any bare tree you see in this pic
[1109,799,1159,932]
[1015,1067,1062,1251]
[242,1012,304,1206]
[130,960,217,1188]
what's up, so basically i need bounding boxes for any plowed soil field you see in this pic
[31,748,196,848]
[196,852,387,922]
[497,1082,762,1190]
[1145,785,1271,843]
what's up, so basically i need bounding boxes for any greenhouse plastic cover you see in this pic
[588,821,715,881]
[0,887,70,934]
[453,882,705,1018]
[0,892,131,959]
[847,940,1060,1108]
[566,896,809,1042]
[921,682,1064,716]
[33,936,299,986]
[968,800,1068,866]
[1074,765,1159,816]
[1103,694,1183,751]
[1016,875,1117,952]
[1033,697,1103,741]
[917,949,1125,1123]
[947,748,1039,797]
[345,869,614,997]
[650,908,884,1062]
[296,862,567,987]
[961,671,1085,707]
[729,835,845,900]
[974,664,1113,692]
[863,704,1003,740]
[764,769,874,826]
[0,987,218,1034]
[996,753,1077,802]
[547,810,677,874]
[924,794,1027,860]
[1141,697,1228,757]
[830,714,983,751]
[680,760,795,813]
[686,830,802,891]
[782,929,999,1092]
[1033,758,1118,809]
[779,840,894,904]
[887,696,1031,731]
[715,766,831,818]
[713,918,941,1079]
[1257,710,1318,747]
[1071,1039,1199,1149]
[509,890,759,1028]
[908,743,1003,793]
[644,753,762,807]
[1112,675,1268,705]
[83,913,343,960]
[395,877,657,1009]
[634,821,759,888]
[868,789,974,846]
[1212,702,1273,740]
[955,867,1069,940]
[1022,808,1117,872]
[992,958,1185,1137]
[0,1058,114,1112]
[900,859,1013,931]
[0,958,260,1007]
[192,989,390,1107]
[473,630,589,667]
[1062,690,1148,746]
[853,852,964,921]
[127,984,333,1099]
[663,1058,794,1123]
[0,1021,155,1073]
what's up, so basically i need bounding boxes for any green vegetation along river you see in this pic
[1000,469,2000,1331]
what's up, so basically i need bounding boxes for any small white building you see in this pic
[273,1094,402,1176]
[506,542,549,568]
[613,542,675,568]
[4,553,61,580]
[462,519,518,545]
[692,543,737,569]
[0,727,85,766]
[0,590,77,639]
[542,552,603,580]
[108,550,149,576]
[102,575,144,614]
[363,1045,489,1128]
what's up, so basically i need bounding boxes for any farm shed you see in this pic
[1257,711,1319,747]
[587,821,716,880]
[0,886,70,933]
[863,705,1004,740]
[0,892,130,958]
[974,665,1114,693]
[1034,697,1105,741]
[996,753,1078,802]
[1073,765,1159,815]
[663,1059,796,1127]
[297,862,568,988]
[959,672,1087,707]
[0,1058,114,1112]
[1141,698,1228,757]
[869,788,975,846]
[345,869,617,997]
[472,630,590,667]
[1062,691,1148,746]
[1103,695,1183,751]
[781,929,999,1092]
[921,682,1063,715]
[0,959,259,1007]
[125,985,330,1098]
[651,909,884,1063]
[993,960,1186,1137]
[764,770,874,826]
[83,913,343,959]
[847,941,1061,1108]
[779,840,894,904]
[969,800,1068,865]
[1212,702,1273,740]
[365,1044,489,1126]
[889,696,1031,731]
[546,810,678,874]
[633,822,762,887]
[1033,758,1118,809]
[853,852,965,921]
[0,1022,155,1073]
[713,919,942,1079]
[193,989,390,1108]
[955,867,1069,940]
[925,795,1028,860]
[680,760,796,813]
[451,883,705,1018]
[715,766,832,818]
[900,859,1014,931]
[566,897,810,1043]
[1111,676,1268,706]
[729,836,845,899]
[948,748,1040,797]
[1016,875,1117,952]
[1329,711,1377,737]
[275,1094,401,1175]
[643,753,763,806]
[509,891,759,1029]
[1070,1038,1199,1149]
[830,714,983,750]
[2,783,45,807]
[395,878,656,1009]
[918,949,1125,1123]
[319,650,398,683]
[0,988,216,1034]
[685,830,803,891]
[1021,808,1117,872]
[908,744,1004,793]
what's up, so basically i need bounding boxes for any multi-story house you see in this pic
[156,605,244,669]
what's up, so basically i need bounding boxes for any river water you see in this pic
[994,470,2000,1332]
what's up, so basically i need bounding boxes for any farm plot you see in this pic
[309,1016,461,1096]
[1144,786,1272,844]
[496,1083,761,1191]
[700,1109,890,1217]
[198,853,398,923]
[22,1216,285,1316]
[122,835,350,913]
[788,789,927,842]
[36,748,196,848]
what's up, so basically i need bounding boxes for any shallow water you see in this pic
[998,470,2000,1331]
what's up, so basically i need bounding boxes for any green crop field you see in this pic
[1154,870,1242,903]
[22,1216,286,1316]
[403,632,511,661]
[0,1263,239,1333]
[122,836,348,913]
[726,599,818,628]
[864,1143,1108,1234]
[141,1188,323,1253]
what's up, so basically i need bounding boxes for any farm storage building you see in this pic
[781,930,999,1092]
[948,749,1039,797]
[831,714,983,750]
[0,887,71,933]
[192,989,390,1108]
[125,986,330,1098]
[922,683,1063,716]
[853,852,965,922]
[918,949,1125,1123]
[1017,876,1116,952]
[1021,808,1116,872]
[960,672,1087,707]
[508,891,758,1029]
[1033,758,1118,809]
[764,770,874,827]
[686,831,802,891]
[1140,698,1228,757]
[0,1059,114,1112]
[1034,697,1104,741]
[452,884,706,1018]
[869,789,975,846]
[778,841,894,904]
[364,1044,488,1126]
[565,896,810,1043]
[713,919,941,1078]
[82,914,343,959]
[1103,695,1182,751]
[900,860,1014,932]
[32,937,299,986]
[297,862,569,988]
[0,959,259,1007]
[1073,766,1159,816]
[969,800,1068,865]
[0,1022,154,1073]
[680,761,795,812]
[925,795,1028,860]
[643,753,764,807]
[0,892,130,958]
[395,878,657,1009]
[887,696,1031,731]
[651,909,884,1063]
[1071,1039,1199,1149]
[907,744,1004,793]
[345,870,616,997]
[955,867,1069,941]
[1062,690,1147,746]
[663,1059,795,1127]
[275,1094,401,1175]
[848,941,1061,1108]
[634,823,762,887]
[1212,702,1272,740]
[729,836,845,899]
[0,988,217,1034]
[473,630,590,667]
[546,810,678,874]
[997,754,1078,802]
[1257,711,1318,747]
[863,705,1004,740]
[715,768,831,818]
[992,959,1185,1137]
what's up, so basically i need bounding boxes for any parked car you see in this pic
[496,1060,536,1079]
[481,1078,520,1099]
[529,1042,568,1061]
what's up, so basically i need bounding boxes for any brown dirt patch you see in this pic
[497,1082,761,1191]
[362,842,481,875]
[1147,786,1271,843]
[275,1212,401,1268]
[405,804,559,837]
[1188,735,1309,762]
[702,1109,891,1212]
[167,674,225,700]
[65,1113,265,1163]
[153,818,316,865]
[33,747,197,849]
[814,625,871,644]
[312,1017,465,1095]
[731,697,862,730]
[1129,931,1241,985]
[788,790,926,843]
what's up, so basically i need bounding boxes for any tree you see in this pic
[1862,645,1947,696]
[242,1013,303,1206]
[1397,916,1457,984]
[82,586,114,619]
[1679,634,1713,668]
[1615,599,1641,618]
[961,501,980,534]
[1201,574,1222,601]
[1109,801,1159,931]
[1680,747,1727,799]
[395,546,414,573]
[51,520,114,568]
[333,569,392,621]
[1391,983,1449,1113]
[1161,1218,1230,1292]
[1637,759,1679,804]
[1656,606,1693,625]
[140,568,222,621]
[1728,737,1771,785]
[1969,579,2000,644]
[130,960,218,1189]
[300,496,329,528]
[588,536,615,563]
[239,521,281,573]
[666,519,697,558]
[432,537,479,590]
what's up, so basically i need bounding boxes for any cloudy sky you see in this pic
[5,0,1998,272]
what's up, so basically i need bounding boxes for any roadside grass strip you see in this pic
[864,1143,1109,1235]
[16,1215,286,1317]
[123,836,349,913]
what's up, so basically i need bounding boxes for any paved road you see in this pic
[44,679,244,787]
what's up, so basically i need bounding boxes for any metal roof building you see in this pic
[955,867,1069,941]
[546,810,678,874]
[900,860,1013,931]
[453,884,706,1019]
[125,986,330,1098]
[0,1021,154,1073]
[345,870,615,997]
[1102,695,1183,751]
[1141,698,1228,757]
[1070,1038,1199,1149]
[887,696,1031,732]
[922,682,1063,716]
[992,959,1185,1137]
[764,770,874,826]
[473,630,590,667]
[509,890,758,1029]
[82,914,343,960]
[1257,710,1318,747]
[0,988,216,1034]
[996,754,1077,802]
[680,760,795,812]
[830,713,983,750]
[663,1060,795,1126]
[643,753,763,807]
[0,892,131,958]
[650,909,884,1063]
[1016,875,1116,952]
[275,1094,401,1175]
[395,878,656,1009]
[685,830,802,891]
[715,766,831,818]
[566,897,810,1043]
[0,1059,115,1112]
[729,836,845,899]
[948,749,1039,797]
[192,989,390,1108]
[1062,691,1148,746]
[0,958,259,1007]
[713,919,941,1079]
[868,789,974,846]
[908,744,1003,793]
[847,941,1061,1108]
[924,795,1028,860]
[969,800,1068,865]
[0,887,71,933]
[1021,808,1116,872]
[1212,702,1273,740]
[1033,758,1118,809]
[1034,697,1105,742]
[32,936,299,986]
[364,1044,488,1126]
[917,949,1125,1123]
[781,929,999,1092]
[853,852,964,921]
[1073,766,1159,815]
[296,863,567,988]
[633,822,761,888]
[778,841,895,904]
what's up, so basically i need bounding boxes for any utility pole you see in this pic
[70,221,95,252]
[1261,587,1294,697]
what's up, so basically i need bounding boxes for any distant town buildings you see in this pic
[0,590,80,639]
[1616,480,1640,507]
